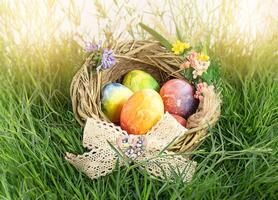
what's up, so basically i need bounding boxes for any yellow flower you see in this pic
[171,40,190,55]
[197,54,210,62]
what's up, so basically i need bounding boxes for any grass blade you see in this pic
[139,23,173,51]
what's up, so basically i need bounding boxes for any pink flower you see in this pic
[194,82,208,100]
[192,61,210,79]
[181,52,210,79]
[194,82,214,100]
[180,61,191,69]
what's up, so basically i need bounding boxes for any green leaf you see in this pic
[194,42,204,52]
[139,23,172,51]
[175,26,183,41]
[181,47,193,57]
[183,68,194,82]
[201,61,220,85]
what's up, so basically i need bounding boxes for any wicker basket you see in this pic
[70,40,221,153]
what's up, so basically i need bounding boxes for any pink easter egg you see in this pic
[160,79,199,118]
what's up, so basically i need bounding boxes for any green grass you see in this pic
[1,0,278,199]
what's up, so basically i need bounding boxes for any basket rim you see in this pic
[70,40,222,152]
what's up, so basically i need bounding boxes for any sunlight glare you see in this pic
[2,0,277,46]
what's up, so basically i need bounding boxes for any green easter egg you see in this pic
[122,70,160,92]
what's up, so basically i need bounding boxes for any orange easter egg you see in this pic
[120,89,164,135]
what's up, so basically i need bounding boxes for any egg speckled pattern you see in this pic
[120,89,164,135]
[122,70,160,92]
[160,79,199,118]
[101,83,133,123]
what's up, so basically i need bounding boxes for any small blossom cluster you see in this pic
[171,40,210,80]
[180,51,210,79]
[117,135,146,160]
[194,82,214,100]
[84,42,101,52]
[85,41,116,72]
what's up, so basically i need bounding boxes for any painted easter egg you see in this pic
[101,83,133,123]
[122,70,160,92]
[171,114,187,127]
[160,79,199,118]
[120,89,164,135]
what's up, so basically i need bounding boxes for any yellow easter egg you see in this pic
[101,83,133,123]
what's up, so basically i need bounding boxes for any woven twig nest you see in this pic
[70,40,221,153]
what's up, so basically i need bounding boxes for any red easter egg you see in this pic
[160,79,199,118]
[171,114,187,127]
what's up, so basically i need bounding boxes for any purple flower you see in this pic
[84,41,116,72]
[84,41,102,53]
[99,49,116,70]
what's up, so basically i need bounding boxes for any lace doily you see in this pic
[65,112,197,182]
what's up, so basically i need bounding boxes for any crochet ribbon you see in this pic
[65,113,197,182]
